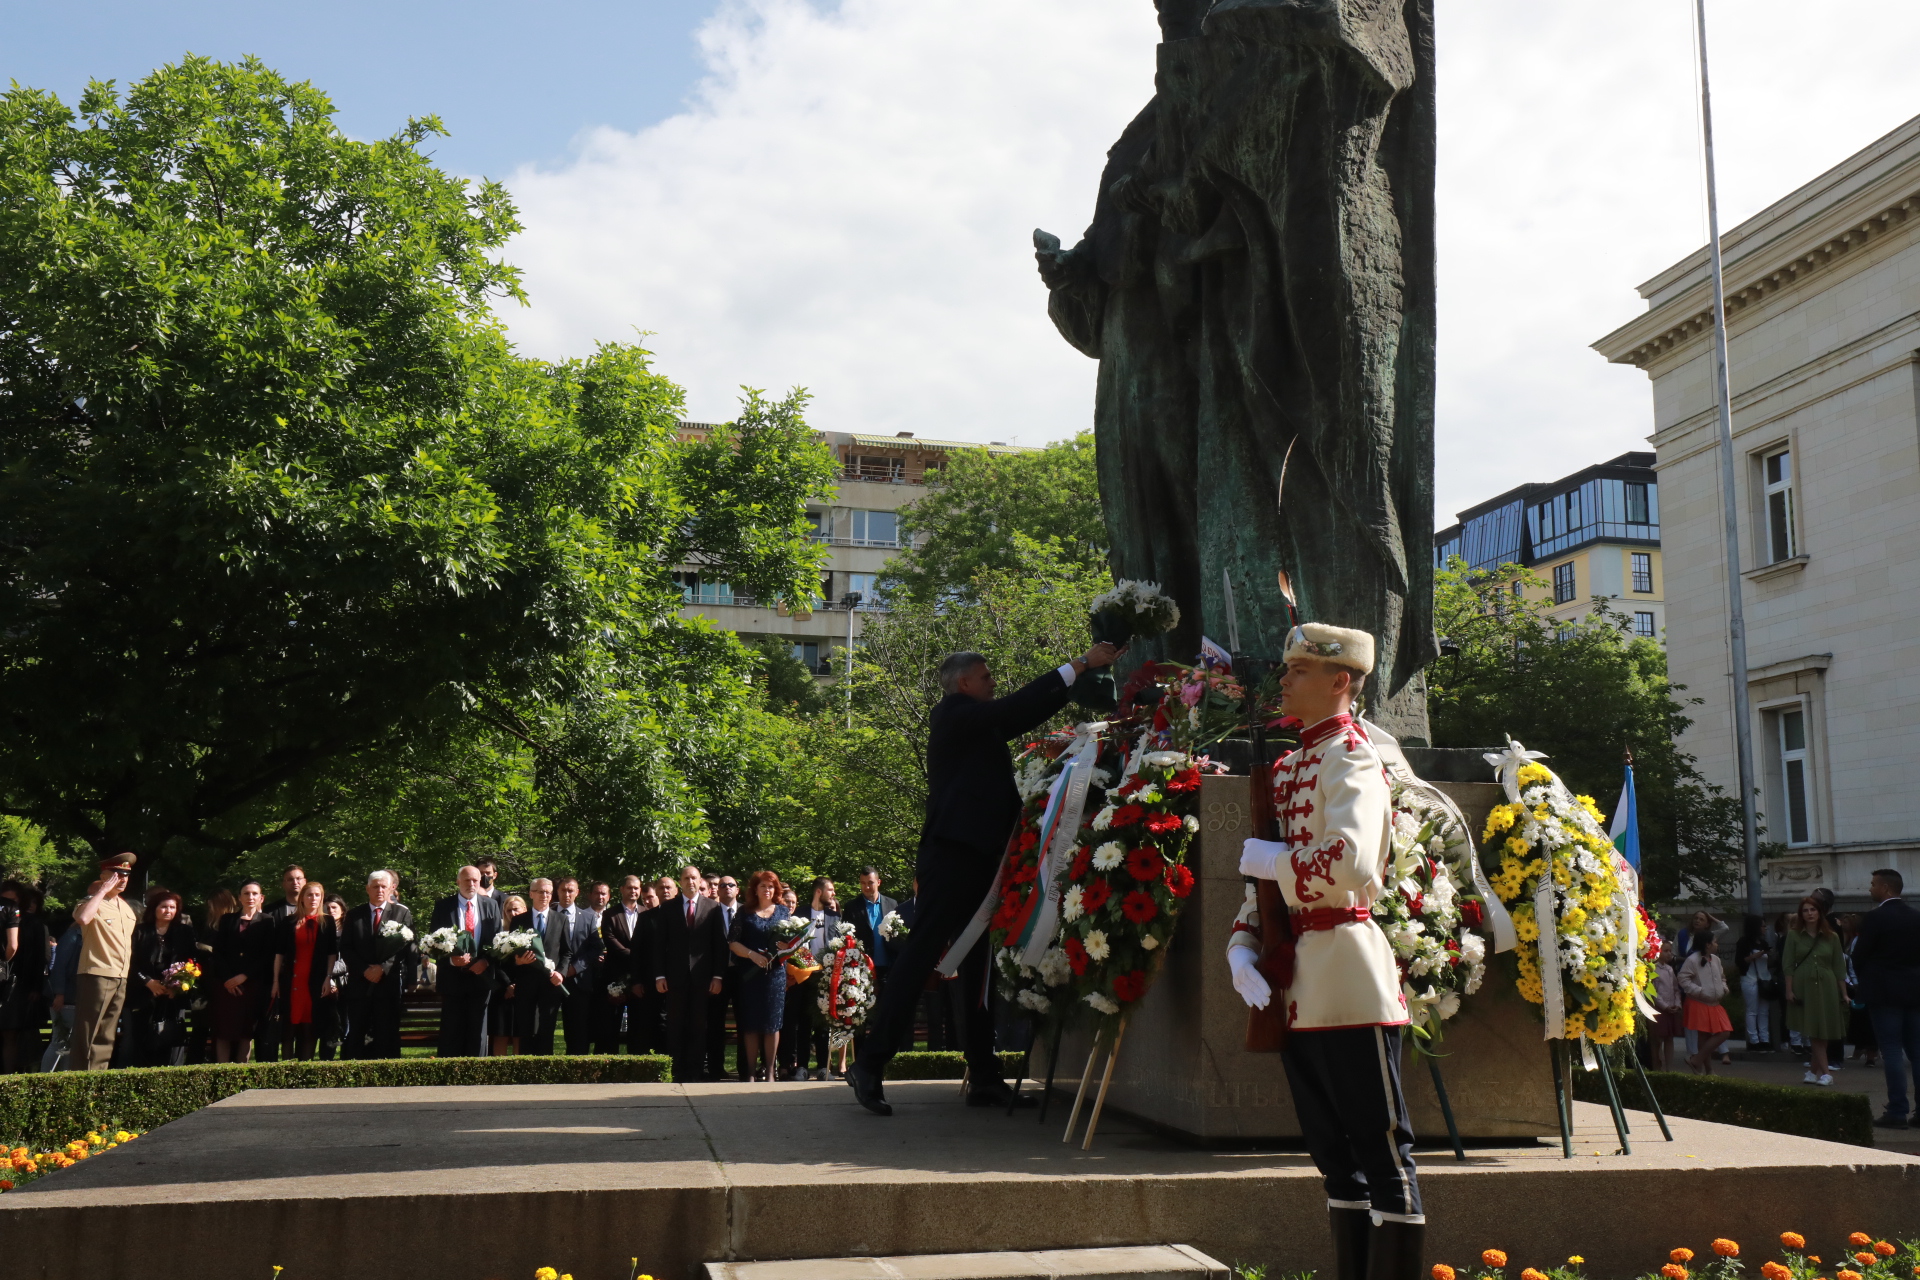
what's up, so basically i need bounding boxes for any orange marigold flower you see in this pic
[1855,1256,1874,1268]
[1661,1265,1689,1280]
[1839,1270,1863,1280]
[1783,1236,1808,1252]
[0,1179,12,1191]
[1483,1252,1508,1269]
[1851,1236,1873,1249]
[1714,1241,1741,1259]
[1432,1266,1456,1280]
[1522,1268,1548,1280]
[1673,1250,1697,1264]
[1763,1262,1793,1280]
[1875,1244,1896,1259]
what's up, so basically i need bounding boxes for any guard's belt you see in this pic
[1288,907,1371,931]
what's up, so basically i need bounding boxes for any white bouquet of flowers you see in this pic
[770,913,814,963]
[607,979,630,1000]
[419,926,468,961]
[374,918,414,962]
[878,910,909,942]
[491,929,551,968]
[1088,579,1181,643]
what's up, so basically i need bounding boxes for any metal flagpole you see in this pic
[1691,0,1763,917]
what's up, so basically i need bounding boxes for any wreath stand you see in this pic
[1547,1038,1671,1157]
[1422,1053,1468,1162]
[1061,1017,1128,1150]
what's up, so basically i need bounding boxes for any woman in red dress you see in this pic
[271,881,340,1060]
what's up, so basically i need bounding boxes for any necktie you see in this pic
[464,899,475,934]
[535,912,544,935]
[686,899,695,925]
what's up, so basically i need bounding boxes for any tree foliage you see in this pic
[1426,560,1746,902]
[0,59,834,893]
[886,433,1104,603]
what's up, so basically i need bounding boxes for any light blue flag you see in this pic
[1609,764,1641,872]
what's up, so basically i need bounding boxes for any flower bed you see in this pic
[1430,1232,1920,1280]
[1,1127,142,1192]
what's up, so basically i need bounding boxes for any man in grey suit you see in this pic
[552,877,603,1054]
[508,878,591,1056]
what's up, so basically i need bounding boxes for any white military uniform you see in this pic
[1229,712,1405,1030]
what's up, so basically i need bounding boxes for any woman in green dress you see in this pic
[1784,896,1846,1085]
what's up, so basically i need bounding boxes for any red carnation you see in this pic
[1016,830,1039,852]
[1081,877,1112,914]
[1166,767,1201,794]
[1164,864,1194,898]
[1112,969,1147,1003]
[1145,812,1183,837]
[1126,847,1165,882]
[1110,804,1145,828]
[991,893,1021,930]
[1121,890,1158,924]
[1064,936,1089,975]
[1459,900,1484,929]
[1011,861,1039,885]
[1406,892,1424,916]
[1069,848,1092,881]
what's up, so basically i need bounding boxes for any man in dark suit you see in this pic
[599,875,646,1053]
[845,867,899,1054]
[508,878,592,1056]
[1856,868,1920,1128]
[849,642,1120,1115]
[429,864,502,1057]
[707,873,743,1080]
[340,870,414,1059]
[551,877,602,1054]
[653,864,729,1082]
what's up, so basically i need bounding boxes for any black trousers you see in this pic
[857,838,1000,1082]
[706,973,738,1079]
[516,989,563,1055]
[1281,1025,1423,1223]
[560,979,594,1054]
[437,976,491,1058]
[664,982,710,1081]
[594,988,626,1054]
[343,986,403,1059]
[628,987,667,1055]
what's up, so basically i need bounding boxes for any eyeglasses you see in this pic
[719,881,737,889]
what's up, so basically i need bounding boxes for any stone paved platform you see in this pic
[5,1081,1916,1280]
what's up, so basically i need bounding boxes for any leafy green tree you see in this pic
[1426,559,1746,902]
[749,635,831,716]
[0,59,832,887]
[886,433,1104,602]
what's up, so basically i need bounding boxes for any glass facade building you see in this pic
[1434,452,1658,572]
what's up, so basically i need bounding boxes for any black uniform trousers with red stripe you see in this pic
[1281,1025,1424,1223]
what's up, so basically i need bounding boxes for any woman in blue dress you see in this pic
[728,871,791,1083]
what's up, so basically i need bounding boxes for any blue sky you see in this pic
[1,0,718,178]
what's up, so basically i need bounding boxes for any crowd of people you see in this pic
[1646,873,1920,1127]
[0,851,956,1080]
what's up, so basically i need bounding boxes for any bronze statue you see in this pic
[1036,0,1437,742]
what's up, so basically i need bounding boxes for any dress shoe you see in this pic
[965,1080,1036,1108]
[848,1061,891,1115]
[1364,1221,1424,1280]
[1874,1111,1911,1129]
[1329,1207,1372,1280]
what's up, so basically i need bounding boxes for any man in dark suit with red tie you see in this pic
[849,642,1121,1115]
[652,865,729,1082]
[340,869,414,1059]
[430,865,502,1057]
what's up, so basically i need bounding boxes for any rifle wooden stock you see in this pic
[1244,724,1293,1053]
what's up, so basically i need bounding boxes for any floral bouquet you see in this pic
[1376,799,1486,1041]
[375,919,414,962]
[1483,746,1653,1045]
[816,922,876,1048]
[607,979,630,1000]
[420,926,470,961]
[770,914,814,964]
[1087,579,1181,644]
[493,928,566,994]
[878,910,909,942]
[162,958,201,995]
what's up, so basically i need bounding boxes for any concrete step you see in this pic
[703,1245,1229,1280]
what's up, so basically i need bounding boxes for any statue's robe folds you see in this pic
[1043,0,1437,741]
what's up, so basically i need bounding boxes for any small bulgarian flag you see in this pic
[1609,762,1641,872]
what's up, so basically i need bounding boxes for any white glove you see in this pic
[1227,946,1272,1010]
[1239,837,1287,881]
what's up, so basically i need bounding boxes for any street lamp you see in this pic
[841,591,863,728]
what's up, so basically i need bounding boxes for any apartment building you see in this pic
[674,424,1027,674]
[1433,452,1665,640]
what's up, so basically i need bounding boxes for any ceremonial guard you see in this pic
[1227,624,1423,1280]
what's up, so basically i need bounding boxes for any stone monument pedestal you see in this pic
[1033,774,1556,1143]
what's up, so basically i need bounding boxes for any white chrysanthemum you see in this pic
[1464,965,1485,995]
[1438,990,1462,1020]
[1141,933,1159,951]
[1085,929,1111,962]
[1084,992,1120,1015]
[1016,989,1051,1013]
[1038,947,1072,986]
[1460,933,1486,964]
[1183,815,1199,832]
[1143,750,1187,768]
[1062,886,1084,922]
[1093,842,1125,871]
[1092,806,1115,831]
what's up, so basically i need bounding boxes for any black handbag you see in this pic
[1758,977,1783,1000]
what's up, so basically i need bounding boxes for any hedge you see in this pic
[0,1054,671,1151]
[1571,1066,1874,1147]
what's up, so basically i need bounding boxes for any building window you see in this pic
[847,572,881,608]
[1556,624,1575,642]
[1552,562,1575,604]
[1763,448,1796,563]
[804,511,828,542]
[850,509,899,547]
[791,641,821,671]
[1776,706,1812,846]
[1632,611,1655,637]
[1625,483,1651,525]
[1630,552,1653,593]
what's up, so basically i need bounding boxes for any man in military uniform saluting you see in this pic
[1227,623,1423,1280]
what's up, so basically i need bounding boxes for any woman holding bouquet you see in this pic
[127,890,199,1066]
[212,881,277,1062]
[728,871,791,1083]
[272,881,341,1061]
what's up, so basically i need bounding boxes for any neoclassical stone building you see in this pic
[1594,114,1920,910]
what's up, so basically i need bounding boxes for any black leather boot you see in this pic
[1329,1207,1372,1280]
[1365,1220,1425,1280]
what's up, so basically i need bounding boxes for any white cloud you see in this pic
[498,0,1920,518]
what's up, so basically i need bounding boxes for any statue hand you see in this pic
[1033,228,1081,291]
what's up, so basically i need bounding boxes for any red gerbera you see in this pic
[1109,804,1145,828]
[1164,864,1194,898]
[991,892,1022,930]
[1126,847,1165,881]
[1016,829,1039,851]
[1117,777,1144,797]
[1064,935,1089,975]
[1011,861,1039,885]
[1081,877,1112,914]
[1121,890,1158,924]
[1069,848,1092,881]
[1166,767,1202,794]
[1112,969,1147,1002]
[1145,812,1183,836]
